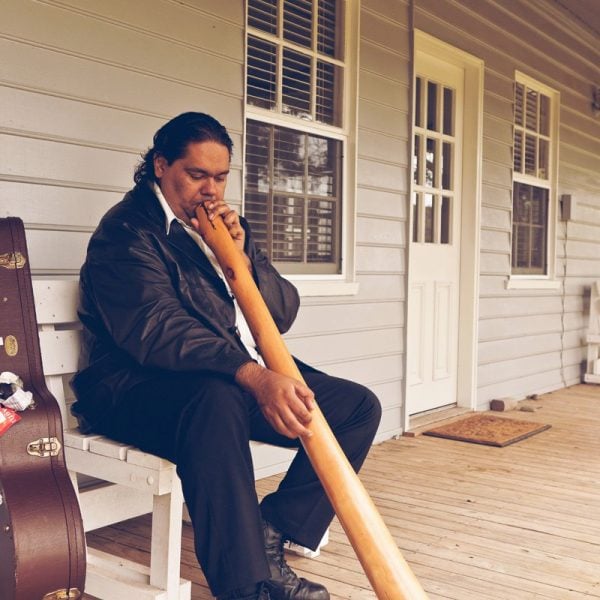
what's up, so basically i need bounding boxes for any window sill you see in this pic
[288,278,360,297]
[505,277,561,290]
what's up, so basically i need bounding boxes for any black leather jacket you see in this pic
[71,182,300,432]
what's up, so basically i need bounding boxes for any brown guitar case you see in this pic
[0,217,86,599]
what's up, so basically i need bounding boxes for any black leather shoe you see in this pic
[262,520,330,600]
[218,582,270,599]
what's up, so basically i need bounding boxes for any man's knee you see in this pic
[362,386,382,432]
[348,384,381,445]
[307,372,382,435]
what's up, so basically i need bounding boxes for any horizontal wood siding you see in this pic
[287,0,411,439]
[0,0,245,275]
[414,0,600,406]
[343,0,409,438]
[1,0,411,443]
[3,0,598,443]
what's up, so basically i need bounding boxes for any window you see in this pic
[245,120,341,273]
[512,182,548,274]
[412,76,457,246]
[245,0,350,277]
[511,74,558,279]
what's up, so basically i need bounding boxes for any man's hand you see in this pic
[191,200,246,253]
[235,362,315,439]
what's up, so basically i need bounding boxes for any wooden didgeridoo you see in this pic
[195,206,428,600]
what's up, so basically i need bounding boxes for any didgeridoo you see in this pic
[195,206,428,600]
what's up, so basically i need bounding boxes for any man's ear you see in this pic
[153,153,166,178]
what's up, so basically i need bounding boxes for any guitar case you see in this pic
[0,217,86,599]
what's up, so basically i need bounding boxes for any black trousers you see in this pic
[94,367,381,596]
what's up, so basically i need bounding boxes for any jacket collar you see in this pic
[132,183,227,290]
[152,181,180,235]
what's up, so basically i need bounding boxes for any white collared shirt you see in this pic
[153,183,263,365]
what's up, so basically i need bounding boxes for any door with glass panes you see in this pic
[406,52,464,415]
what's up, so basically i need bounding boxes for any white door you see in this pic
[406,52,464,415]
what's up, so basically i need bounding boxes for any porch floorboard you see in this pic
[85,383,600,599]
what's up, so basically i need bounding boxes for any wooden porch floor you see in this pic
[86,383,600,599]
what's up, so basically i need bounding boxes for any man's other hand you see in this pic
[235,362,315,439]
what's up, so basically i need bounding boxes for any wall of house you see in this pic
[0,0,410,442]
[0,0,245,277]
[413,0,600,406]
[2,0,598,442]
[285,0,411,439]
[354,0,410,433]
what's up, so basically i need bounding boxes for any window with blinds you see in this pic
[512,182,548,274]
[511,76,555,276]
[247,0,341,125]
[513,82,551,181]
[245,119,341,273]
[245,0,345,274]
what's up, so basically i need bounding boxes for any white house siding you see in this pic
[0,0,245,275]
[413,0,600,407]
[288,0,412,440]
[1,0,411,444]
[270,0,411,440]
[2,0,599,447]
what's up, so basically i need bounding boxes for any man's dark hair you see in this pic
[134,112,234,185]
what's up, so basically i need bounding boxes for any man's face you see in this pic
[153,140,230,225]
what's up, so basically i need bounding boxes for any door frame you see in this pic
[403,31,484,428]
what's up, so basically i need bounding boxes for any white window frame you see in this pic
[243,0,359,297]
[507,71,560,290]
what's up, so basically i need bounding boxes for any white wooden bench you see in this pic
[33,278,318,600]
[584,280,600,384]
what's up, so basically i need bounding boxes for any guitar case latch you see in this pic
[27,437,62,458]
[43,589,82,600]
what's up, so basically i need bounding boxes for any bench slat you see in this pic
[39,329,81,375]
[33,279,80,323]
[64,429,102,451]
[126,448,175,470]
[86,548,191,600]
[79,484,154,532]
[66,448,176,495]
[89,437,133,461]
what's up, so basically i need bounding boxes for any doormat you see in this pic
[423,414,551,447]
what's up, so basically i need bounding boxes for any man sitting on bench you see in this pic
[71,112,381,600]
